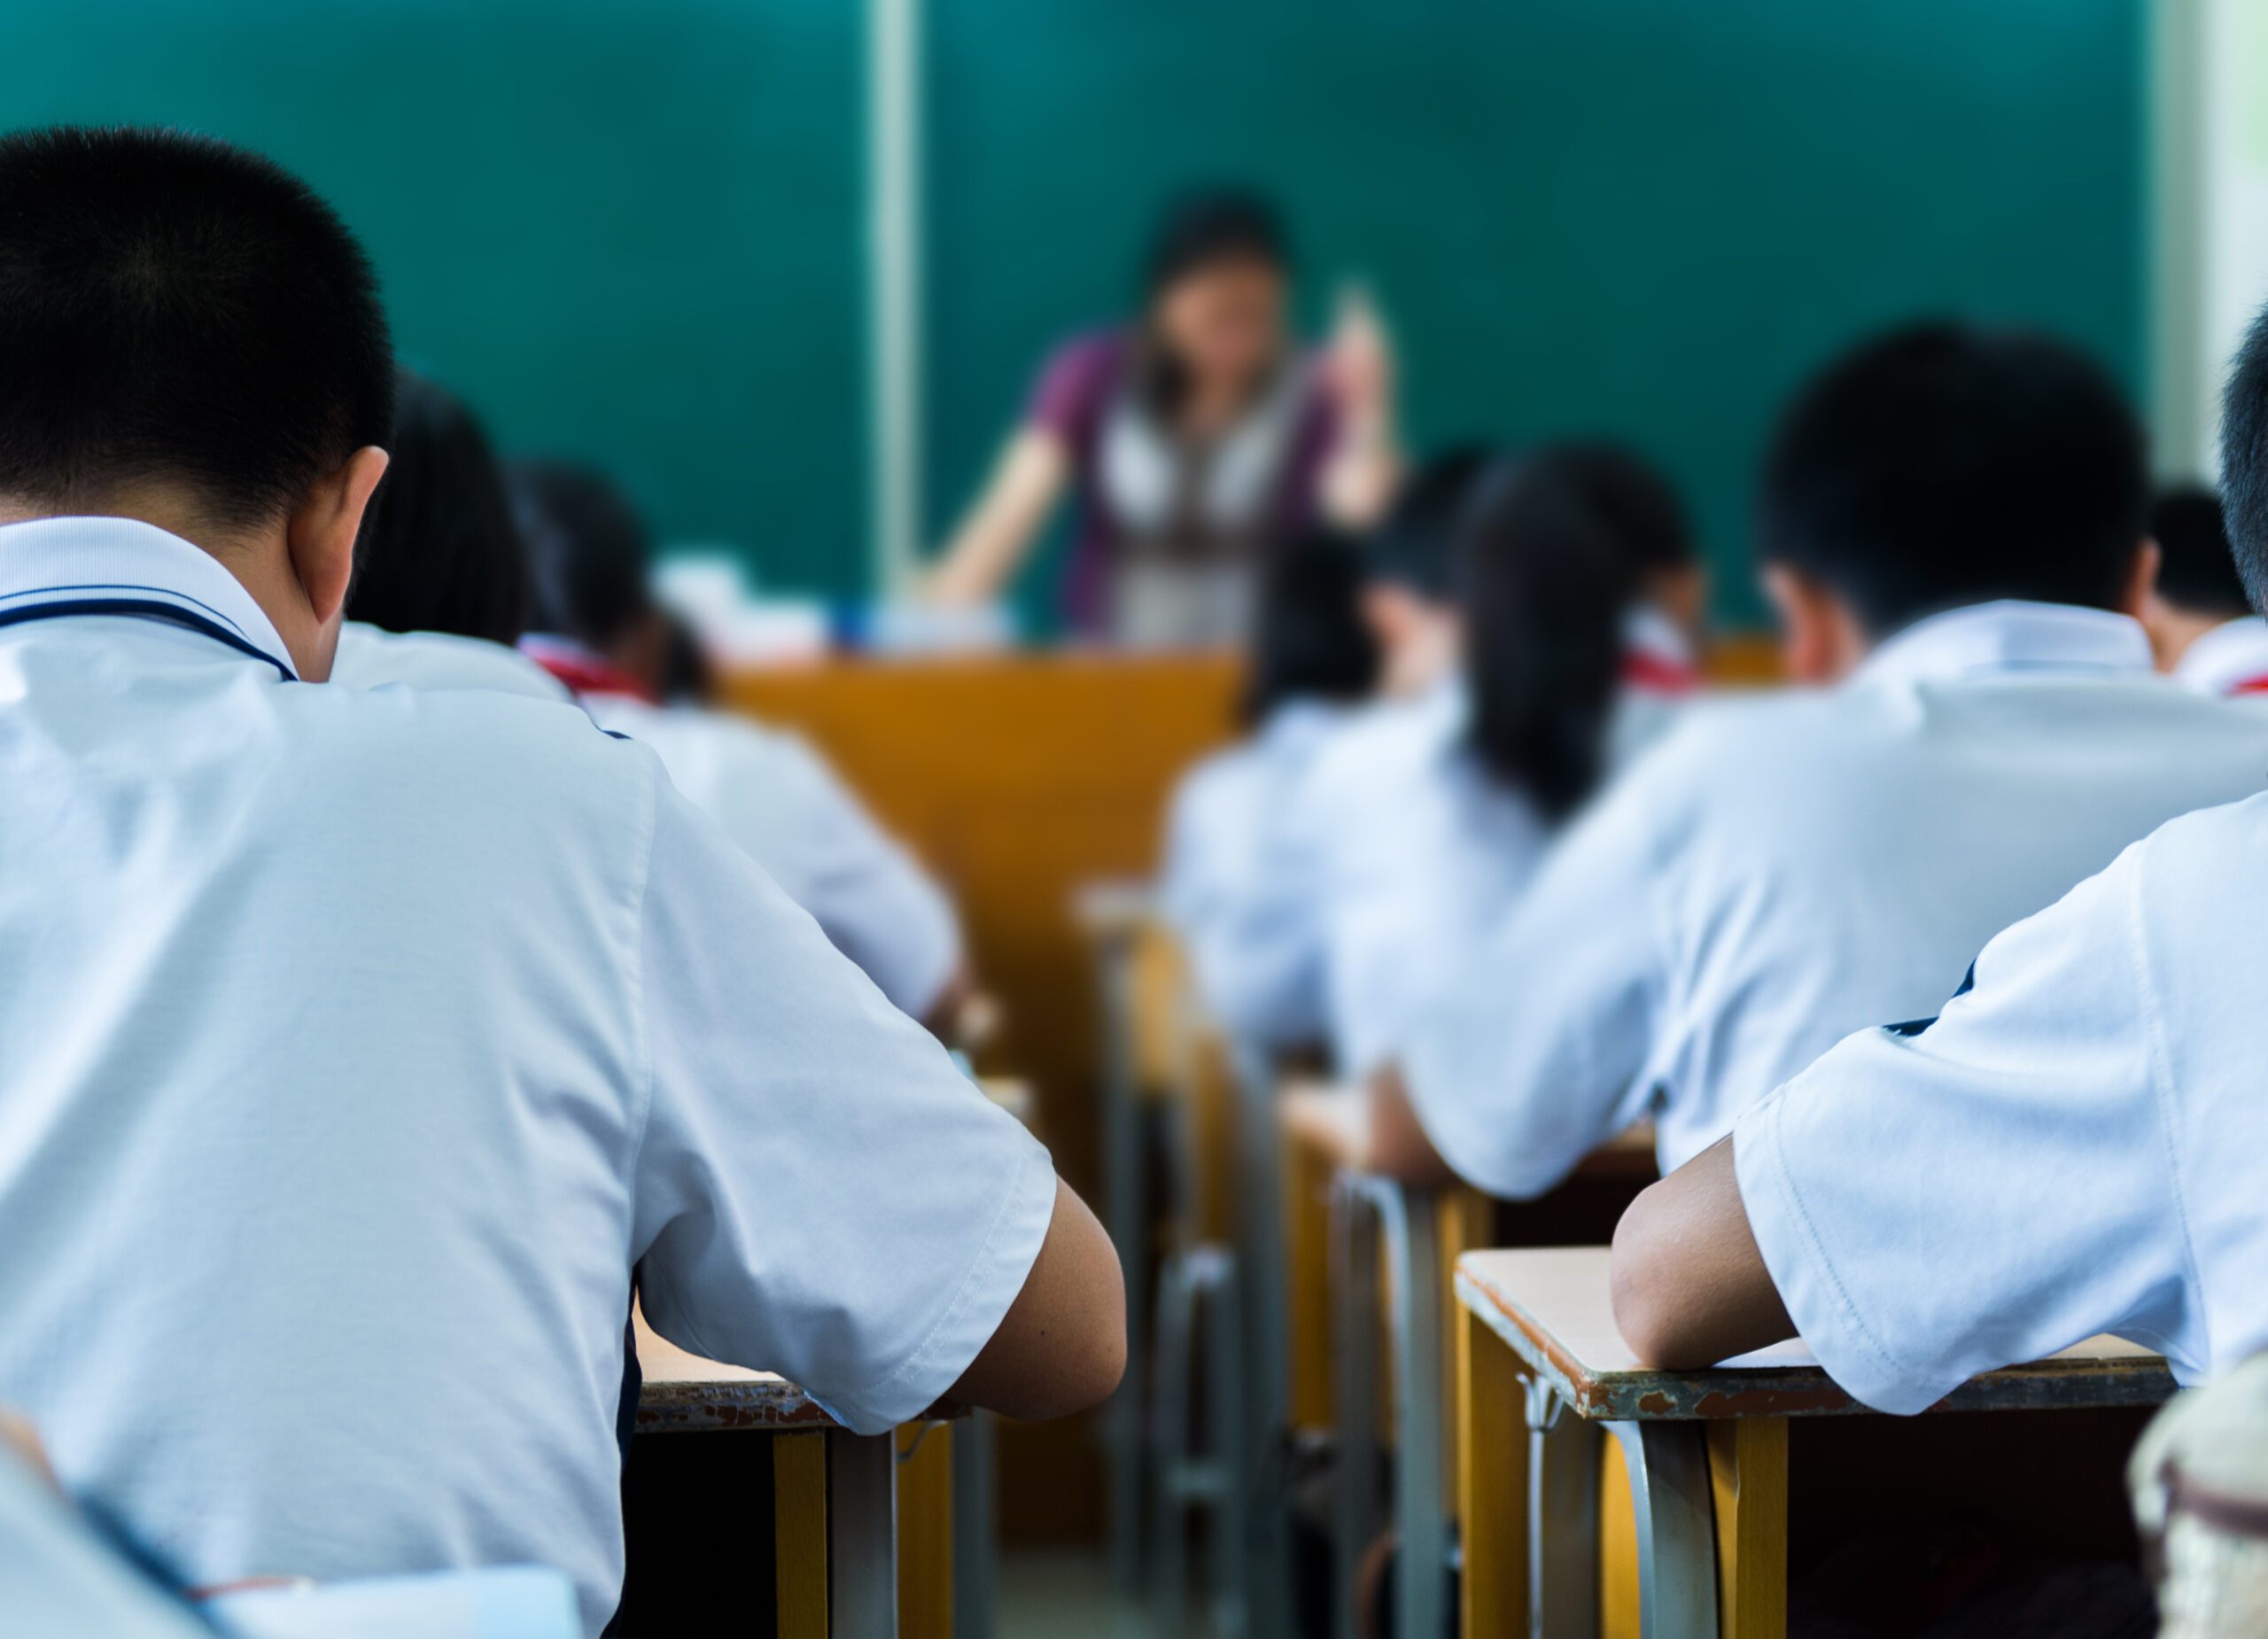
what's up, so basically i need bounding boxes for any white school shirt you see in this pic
[2171,613,2268,698]
[1402,600,2268,1193]
[569,689,963,1021]
[0,518,1055,1634]
[1159,699,1352,1021]
[329,621,571,702]
[1736,794,2268,1414]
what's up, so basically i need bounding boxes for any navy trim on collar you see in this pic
[0,597,297,681]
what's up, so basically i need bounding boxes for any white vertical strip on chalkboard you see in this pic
[868,0,924,600]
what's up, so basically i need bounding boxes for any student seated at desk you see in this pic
[0,127,1123,1637]
[1607,305,2268,1406]
[1366,322,2268,1196]
[1199,447,1491,1047]
[2140,483,2268,696]
[327,369,571,703]
[1310,445,1703,1076]
[1160,529,1378,1011]
[509,461,973,1031]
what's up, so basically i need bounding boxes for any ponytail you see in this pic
[1456,458,1636,822]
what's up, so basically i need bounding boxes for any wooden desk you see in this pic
[1453,1247,2178,1639]
[1279,1089,1658,1639]
[625,1316,954,1639]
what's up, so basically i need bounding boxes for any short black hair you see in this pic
[1239,531,1379,723]
[2149,485,2249,618]
[1534,440,1696,579]
[0,126,392,528]
[2216,306,2268,616]
[347,371,528,645]
[507,460,656,652]
[1143,185,1289,301]
[1364,444,1495,602]
[1759,322,2147,635]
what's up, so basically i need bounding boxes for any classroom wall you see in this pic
[4,0,2144,625]
[926,0,2148,628]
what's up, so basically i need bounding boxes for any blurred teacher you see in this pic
[924,187,1400,646]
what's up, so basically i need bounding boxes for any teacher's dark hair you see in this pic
[1239,531,1379,724]
[1133,184,1290,416]
[0,125,393,527]
[1457,455,1635,822]
[348,370,528,645]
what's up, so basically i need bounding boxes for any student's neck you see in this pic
[0,490,326,677]
[2148,603,2241,672]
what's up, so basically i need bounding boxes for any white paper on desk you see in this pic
[1713,1339,1821,1371]
[208,1566,576,1639]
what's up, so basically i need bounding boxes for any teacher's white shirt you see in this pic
[0,517,1053,1633]
[1403,600,2268,1192]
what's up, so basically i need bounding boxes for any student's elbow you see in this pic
[952,1178,1127,1423]
[1610,1182,1706,1369]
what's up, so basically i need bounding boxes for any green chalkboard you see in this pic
[2,2,2144,624]
[0,0,872,597]
[924,0,2147,626]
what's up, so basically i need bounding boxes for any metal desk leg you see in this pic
[1098,935,1148,1596]
[1330,1174,1384,1639]
[1603,1421,1718,1639]
[1373,1180,1448,1639]
[951,1412,997,1639]
[1233,1044,1292,1639]
[1526,1380,1600,1639]
[829,1429,900,1639]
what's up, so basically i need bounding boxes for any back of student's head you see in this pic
[1456,456,1635,823]
[0,126,392,529]
[1239,532,1379,723]
[1759,322,2147,636]
[2215,310,2268,616]
[507,461,656,653]
[1365,444,1495,602]
[347,371,527,644]
[2148,486,2248,620]
[1540,441,1697,582]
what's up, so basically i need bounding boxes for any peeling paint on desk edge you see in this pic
[1452,1268,2179,1422]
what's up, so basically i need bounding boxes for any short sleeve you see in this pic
[1400,765,1670,1198]
[752,735,962,1020]
[1025,334,1120,448]
[1733,842,2188,1415]
[628,780,1053,1433]
[1195,758,1332,1047]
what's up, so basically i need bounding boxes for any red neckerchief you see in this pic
[1619,648,1701,695]
[524,644,660,704]
[2230,676,2268,696]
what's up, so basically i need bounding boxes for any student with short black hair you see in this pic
[0,126,1122,1635]
[326,369,573,701]
[2138,485,2268,694]
[509,460,973,1029]
[1365,322,2268,1198]
[1161,531,1378,1014]
[1606,312,2268,1405]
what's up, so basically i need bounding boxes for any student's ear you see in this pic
[1762,563,1868,686]
[284,445,390,637]
[2117,539,2162,624]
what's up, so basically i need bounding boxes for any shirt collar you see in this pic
[0,515,299,680]
[517,633,661,703]
[2172,615,2268,697]
[1619,604,1700,695]
[1853,600,2154,689]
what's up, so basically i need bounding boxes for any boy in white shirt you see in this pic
[1607,298,2268,1409]
[1365,322,2268,1194]
[0,127,1122,1635]
[508,461,972,1029]
[2139,484,2268,695]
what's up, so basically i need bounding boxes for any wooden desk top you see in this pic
[633,1311,835,1433]
[1070,879,1160,941]
[1281,1082,1658,1185]
[1456,1247,2177,1422]
[978,1075,1037,1127]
